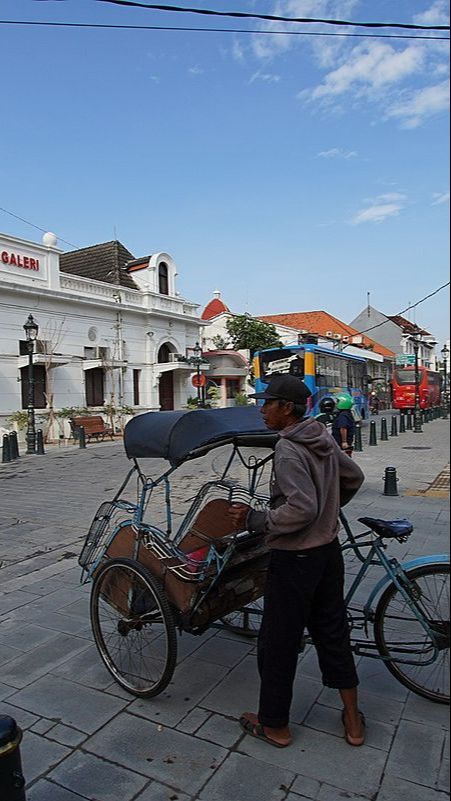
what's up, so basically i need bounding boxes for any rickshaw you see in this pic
[79,406,450,704]
[79,406,276,698]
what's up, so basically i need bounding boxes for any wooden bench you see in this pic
[70,415,114,442]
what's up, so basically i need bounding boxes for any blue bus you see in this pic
[253,344,369,419]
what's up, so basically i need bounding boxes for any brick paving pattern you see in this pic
[0,414,449,801]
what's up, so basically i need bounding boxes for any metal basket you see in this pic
[79,500,136,581]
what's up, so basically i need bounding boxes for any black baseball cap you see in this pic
[251,374,312,403]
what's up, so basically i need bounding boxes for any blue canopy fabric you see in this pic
[124,406,277,466]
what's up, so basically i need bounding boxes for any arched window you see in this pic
[158,263,169,295]
[158,343,171,363]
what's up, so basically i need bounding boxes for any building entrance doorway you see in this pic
[159,371,174,410]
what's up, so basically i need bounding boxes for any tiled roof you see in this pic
[387,315,430,336]
[201,297,230,320]
[60,241,139,290]
[259,310,395,358]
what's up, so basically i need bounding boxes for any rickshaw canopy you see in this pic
[124,406,277,466]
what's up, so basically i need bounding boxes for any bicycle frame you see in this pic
[339,513,449,665]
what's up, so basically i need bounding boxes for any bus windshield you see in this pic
[260,349,305,380]
[394,368,418,386]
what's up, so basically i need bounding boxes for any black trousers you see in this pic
[257,538,359,729]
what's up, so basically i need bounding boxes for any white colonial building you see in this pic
[0,231,205,437]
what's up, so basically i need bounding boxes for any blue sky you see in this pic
[1,0,449,344]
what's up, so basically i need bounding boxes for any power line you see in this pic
[0,206,79,250]
[91,1,450,31]
[1,19,448,40]
[357,282,451,336]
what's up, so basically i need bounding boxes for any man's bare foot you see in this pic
[341,709,365,746]
[239,712,292,748]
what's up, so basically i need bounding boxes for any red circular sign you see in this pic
[191,373,206,388]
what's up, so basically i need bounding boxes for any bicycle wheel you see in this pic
[374,564,449,704]
[220,598,264,638]
[90,557,177,698]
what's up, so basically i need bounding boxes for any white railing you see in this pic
[60,274,198,316]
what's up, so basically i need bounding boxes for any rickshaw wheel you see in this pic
[90,557,177,698]
[220,599,263,638]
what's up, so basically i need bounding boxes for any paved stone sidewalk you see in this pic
[0,415,449,801]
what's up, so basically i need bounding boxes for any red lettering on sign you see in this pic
[0,250,40,271]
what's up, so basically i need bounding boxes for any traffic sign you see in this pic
[396,355,416,366]
[191,373,206,388]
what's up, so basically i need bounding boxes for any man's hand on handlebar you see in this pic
[228,503,250,532]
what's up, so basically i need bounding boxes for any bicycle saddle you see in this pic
[358,517,413,538]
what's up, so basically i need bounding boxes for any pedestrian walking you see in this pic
[228,375,365,749]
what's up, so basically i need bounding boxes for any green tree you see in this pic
[225,315,282,356]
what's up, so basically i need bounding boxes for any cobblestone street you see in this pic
[0,415,449,801]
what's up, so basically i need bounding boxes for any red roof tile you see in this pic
[258,310,395,358]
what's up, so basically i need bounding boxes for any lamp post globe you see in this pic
[23,314,39,454]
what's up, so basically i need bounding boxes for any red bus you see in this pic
[392,366,441,410]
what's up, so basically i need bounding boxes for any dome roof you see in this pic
[201,291,230,320]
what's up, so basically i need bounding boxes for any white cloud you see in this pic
[304,42,425,101]
[432,191,450,205]
[231,38,246,64]
[249,70,281,84]
[376,192,407,203]
[351,203,402,225]
[385,80,450,128]
[188,66,204,76]
[317,147,357,159]
[351,192,407,224]
[250,0,359,62]
[413,0,450,26]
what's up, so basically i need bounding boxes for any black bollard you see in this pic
[79,426,86,449]
[0,716,26,800]
[380,417,388,441]
[406,411,413,430]
[399,413,406,433]
[354,422,363,452]
[369,420,377,446]
[2,434,11,463]
[10,431,20,459]
[383,466,399,496]
[390,416,398,437]
[8,433,17,461]
[36,430,45,455]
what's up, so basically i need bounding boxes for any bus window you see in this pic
[316,353,347,386]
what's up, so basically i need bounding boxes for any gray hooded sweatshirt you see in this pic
[247,417,364,551]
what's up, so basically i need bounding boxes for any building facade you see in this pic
[349,306,437,368]
[0,232,204,436]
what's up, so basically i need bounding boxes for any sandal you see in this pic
[341,709,366,747]
[239,715,292,749]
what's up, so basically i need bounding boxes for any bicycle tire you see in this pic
[374,564,449,704]
[90,557,177,698]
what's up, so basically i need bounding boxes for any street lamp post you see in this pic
[178,342,210,407]
[441,344,449,396]
[441,344,449,417]
[23,314,39,454]
[411,335,422,433]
